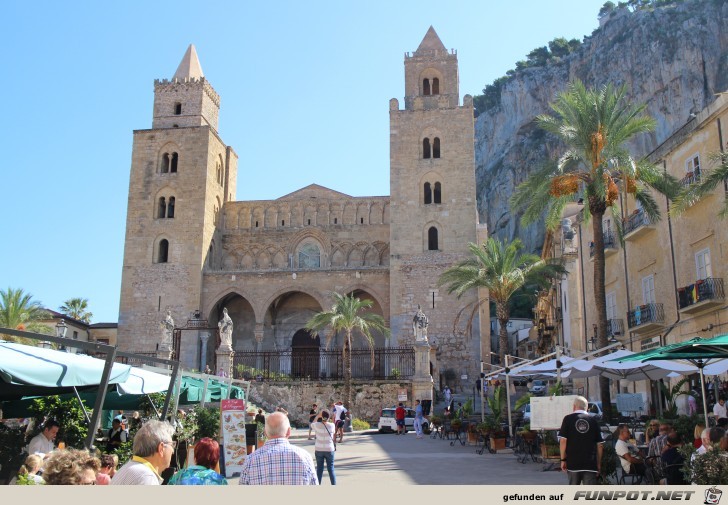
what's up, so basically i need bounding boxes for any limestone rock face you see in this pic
[475,1,728,252]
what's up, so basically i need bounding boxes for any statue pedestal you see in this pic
[412,340,433,402]
[216,349,233,378]
[156,343,173,362]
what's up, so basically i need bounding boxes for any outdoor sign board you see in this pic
[220,399,247,476]
[397,389,408,402]
[616,393,644,413]
[530,395,578,431]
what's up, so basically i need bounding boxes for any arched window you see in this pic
[298,243,321,269]
[158,197,166,218]
[423,78,431,96]
[171,153,178,173]
[216,165,222,185]
[157,239,169,263]
[174,103,182,115]
[423,138,431,159]
[432,78,440,95]
[428,227,438,251]
[167,197,175,218]
[424,183,432,204]
[434,182,441,204]
[433,137,441,158]
[161,153,170,174]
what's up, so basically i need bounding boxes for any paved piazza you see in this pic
[228,430,567,486]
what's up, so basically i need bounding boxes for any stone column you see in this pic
[216,348,233,379]
[412,340,433,403]
[254,324,264,371]
[199,332,210,372]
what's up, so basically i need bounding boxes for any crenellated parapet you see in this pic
[154,77,221,107]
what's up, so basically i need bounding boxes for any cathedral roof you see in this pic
[277,184,353,200]
[173,44,204,80]
[415,26,446,54]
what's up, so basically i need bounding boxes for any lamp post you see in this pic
[56,319,68,352]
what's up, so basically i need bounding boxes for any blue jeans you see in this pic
[315,450,336,485]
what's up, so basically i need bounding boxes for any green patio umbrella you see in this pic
[615,335,728,427]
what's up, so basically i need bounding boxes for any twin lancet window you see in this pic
[157,197,175,219]
[424,182,442,205]
[422,138,440,159]
[160,152,178,173]
[423,78,439,96]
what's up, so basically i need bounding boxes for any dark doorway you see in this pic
[291,329,320,378]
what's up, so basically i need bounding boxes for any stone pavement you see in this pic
[228,429,567,485]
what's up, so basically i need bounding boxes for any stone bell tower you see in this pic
[118,45,238,368]
[389,27,485,384]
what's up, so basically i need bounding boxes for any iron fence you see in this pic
[627,303,665,329]
[677,277,725,309]
[589,230,618,258]
[623,209,654,235]
[232,346,415,381]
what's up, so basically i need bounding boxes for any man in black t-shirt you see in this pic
[308,403,318,440]
[559,396,604,485]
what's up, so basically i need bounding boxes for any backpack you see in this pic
[339,409,347,421]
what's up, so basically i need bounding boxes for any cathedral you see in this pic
[117,27,488,385]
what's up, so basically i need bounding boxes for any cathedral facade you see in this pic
[118,28,488,383]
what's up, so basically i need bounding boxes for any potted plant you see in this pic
[467,422,479,444]
[541,431,560,459]
[450,418,462,433]
[517,423,537,441]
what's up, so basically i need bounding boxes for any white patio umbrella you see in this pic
[564,349,698,381]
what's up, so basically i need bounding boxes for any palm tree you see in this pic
[305,292,390,409]
[510,81,678,418]
[438,237,566,366]
[671,152,728,217]
[60,297,93,323]
[0,287,52,344]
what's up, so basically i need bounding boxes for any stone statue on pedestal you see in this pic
[218,307,233,350]
[159,310,174,348]
[413,304,429,343]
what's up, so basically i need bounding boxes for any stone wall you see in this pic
[247,380,415,425]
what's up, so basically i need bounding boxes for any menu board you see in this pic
[220,399,247,476]
[530,395,578,431]
[616,393,644,413]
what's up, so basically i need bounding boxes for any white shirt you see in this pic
[312,421,336,452]
[27,432,54,457]
[714,402,726,419]
[110,459,162,485]
[615,439,634,473]
[332,405,347,422]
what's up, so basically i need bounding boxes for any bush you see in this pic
[352,418,370,431]
[0,424,27,484]
[192,405,220,440]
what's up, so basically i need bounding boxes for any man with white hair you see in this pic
[239,412,318,485]
[111,420,176,485]
[558,396,604,485]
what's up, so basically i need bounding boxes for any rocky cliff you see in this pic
[475,0,728,252]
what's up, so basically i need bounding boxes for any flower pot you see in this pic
[490,436,506,451]
[541,444,560,459]
[467,432,479,444]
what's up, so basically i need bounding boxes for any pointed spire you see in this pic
[415,26,447,54]
[173,44,204,80]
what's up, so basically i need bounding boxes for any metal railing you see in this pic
[232,346,415,381]
[607,318,624,336]
[623,209,654,235]
[627,303,665,329]
[677,277,725,309]
[680,169,702,188]
[589,231,618,258]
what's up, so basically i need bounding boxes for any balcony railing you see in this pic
[607,318,624,336]
[232,347,415,381]
[623,209,654,237]
[589,231,618,258]
[627,303,665,329]
[680,169,702,188]
[678,277,725,313]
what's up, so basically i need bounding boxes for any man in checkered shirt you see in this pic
[239,411,318,485]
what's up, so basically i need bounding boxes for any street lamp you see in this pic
[56,319,68,352]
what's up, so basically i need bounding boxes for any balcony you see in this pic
[627,303,665,334]
[680,169,702,188]
[678,277,725,314]
[623,209,655,241]
[589,231,619,260]
[607,318,624,337]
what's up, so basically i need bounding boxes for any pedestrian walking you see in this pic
[414,400,424,439]
[558,396,604,485]
[312,410,337,485]
[395,403,407,435]
[308,403,318,440]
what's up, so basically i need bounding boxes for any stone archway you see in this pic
[291,329,320,378]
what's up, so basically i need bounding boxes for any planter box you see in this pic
[490,436,507,451]
[541,444,559,459]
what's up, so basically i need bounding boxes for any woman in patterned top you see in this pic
[167,438,227,486]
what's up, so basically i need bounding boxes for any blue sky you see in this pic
[1,1,607,323]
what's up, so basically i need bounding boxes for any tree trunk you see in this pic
[591,206,613,423]
[496,301,510,367]
[344,330,353,410]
